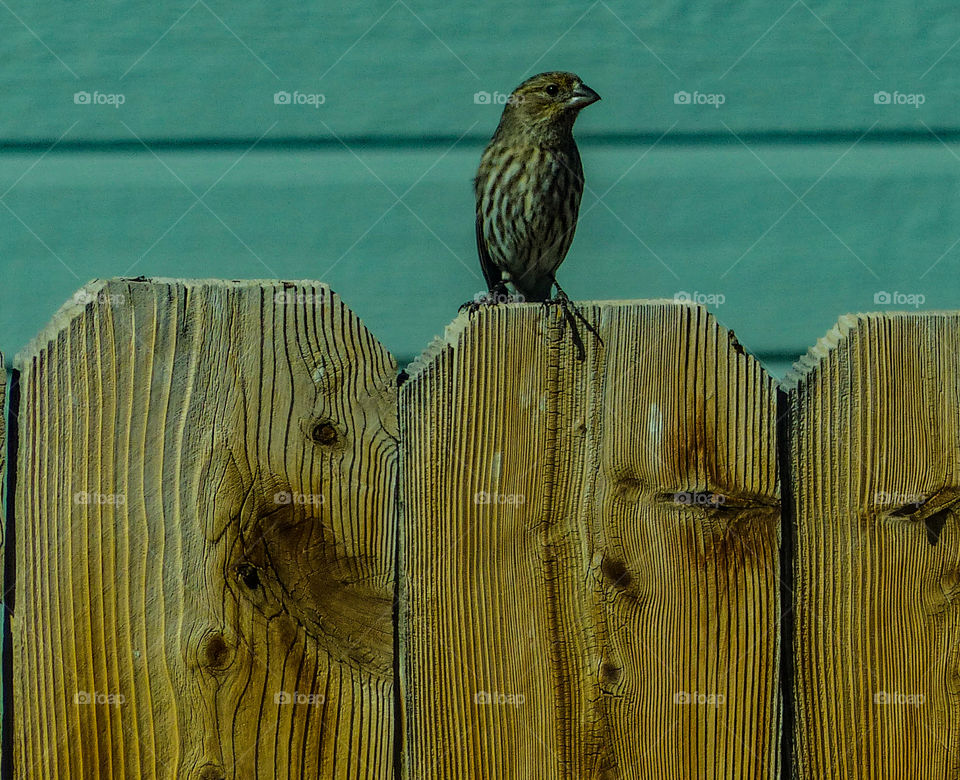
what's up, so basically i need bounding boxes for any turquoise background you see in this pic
[2,1,960,378]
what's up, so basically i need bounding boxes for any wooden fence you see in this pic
[0,279,954,778]
[786,314,960,777]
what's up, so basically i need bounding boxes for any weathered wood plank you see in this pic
[12,279,397,778]
[399,302,780,778]
[786,313,960,777]
[0,0,955,140]
[1,144,956,371]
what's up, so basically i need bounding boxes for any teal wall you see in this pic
[2,0,959,377]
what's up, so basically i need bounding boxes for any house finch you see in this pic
[474,71,600,304]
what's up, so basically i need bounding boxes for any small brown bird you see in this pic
[474,72,600,304]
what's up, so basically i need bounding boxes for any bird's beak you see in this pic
[568,84,601,109]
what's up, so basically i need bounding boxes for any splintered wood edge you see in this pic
[14,278,394,372]
[779,311,960,391]
[780,314,862,391]
[402,300,770,381]
[402,309,473,379]
[14,278,111,371]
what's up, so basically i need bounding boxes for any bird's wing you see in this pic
[475,213,503,291]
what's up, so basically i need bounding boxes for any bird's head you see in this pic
[498,72,600,140]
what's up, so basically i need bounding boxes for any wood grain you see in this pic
[12,279,398,778]
[786,313,960,777]
[399,301,780,778]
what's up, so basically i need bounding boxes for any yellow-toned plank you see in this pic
[400,301,780,778]
[787,313,960,777]
[12,279,397,778]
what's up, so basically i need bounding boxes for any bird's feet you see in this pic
[547,286,572,307]
[459,283,512,314]
[544,277,604,361]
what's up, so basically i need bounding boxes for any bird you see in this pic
[474,71,600,305]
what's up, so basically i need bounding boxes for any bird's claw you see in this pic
[459,283,512,315]
[545,277,604,362]
[458,298,483,314]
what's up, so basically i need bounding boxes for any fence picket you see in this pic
[399,302,781,778]
[11,279,397,778]
[786,313,960,777]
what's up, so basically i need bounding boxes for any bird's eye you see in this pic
[545,84,560,97]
